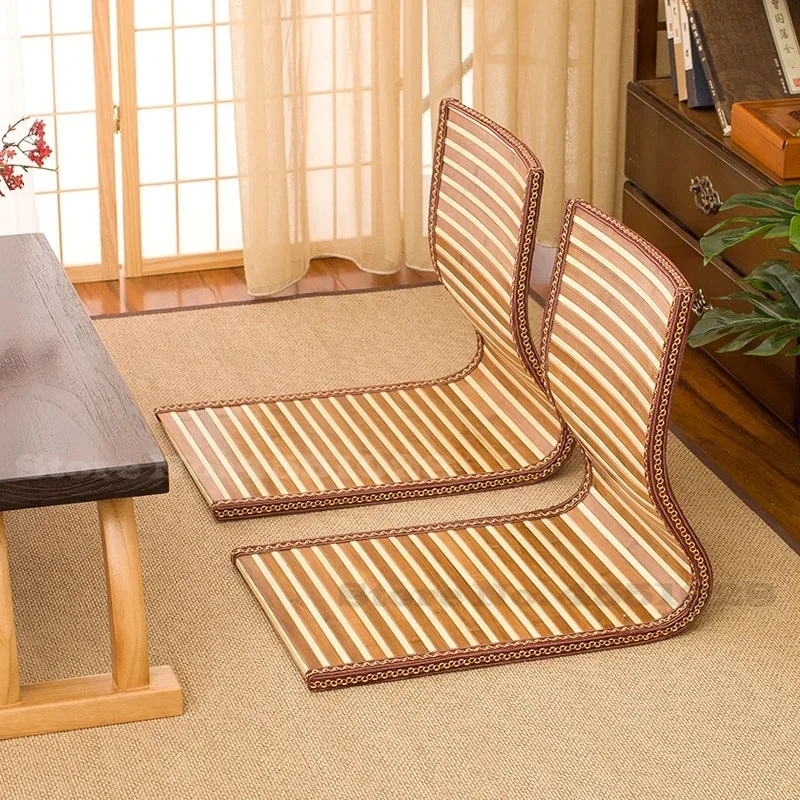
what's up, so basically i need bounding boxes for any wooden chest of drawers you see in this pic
[624,79,800,434]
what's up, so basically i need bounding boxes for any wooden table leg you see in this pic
[97,497,150,691]
[0,513,21,707]
[0,499,182,740]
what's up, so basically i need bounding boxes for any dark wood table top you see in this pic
[0,234,167,511]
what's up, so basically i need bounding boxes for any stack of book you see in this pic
[669,0,800,136]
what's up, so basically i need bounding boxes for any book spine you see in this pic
[668,45,678,95]
[763,0,800,96]
[681,0,713,108]
[679,0,699,106]
[665,0,678,95]
[686,4,730,134]
[673,5,688,101]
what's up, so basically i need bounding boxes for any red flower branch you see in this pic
[0,117,54,197]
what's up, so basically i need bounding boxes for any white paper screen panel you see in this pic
[132,0,242,260]
[19,0,105,272]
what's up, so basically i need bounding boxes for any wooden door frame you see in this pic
[92,0,120,281]
[115,0,144,277]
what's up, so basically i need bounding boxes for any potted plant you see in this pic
[688,185,800,357]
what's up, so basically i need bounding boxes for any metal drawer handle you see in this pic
[692,288,713,317]
[689,176,721,215]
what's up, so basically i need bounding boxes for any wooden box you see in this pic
[731,99,800,180]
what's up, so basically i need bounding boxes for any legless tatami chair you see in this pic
[157,99,572,519]
[233,200,712,690]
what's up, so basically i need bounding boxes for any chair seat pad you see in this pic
[232,475,700,690]
[157,346,570,519]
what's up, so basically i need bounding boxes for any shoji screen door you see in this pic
[19,0,242,281]
[19,0,119,281]
[117,0,242,277]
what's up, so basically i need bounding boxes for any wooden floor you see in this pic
[77,259,435,317]
[76,259,800,541]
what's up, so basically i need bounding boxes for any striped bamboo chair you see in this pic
[156,99,572,519]
[233,200,712,690]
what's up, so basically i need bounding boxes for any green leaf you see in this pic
[741,261,800,310]
[739,260,791,294]
[763,222,791,239]
[790,214,800,253]
[745,280,774,293]
[715,322,784,352]
[745,327,800,356]
[700,222,777,263]
[688,305,800,355]
[724,291,794,319]
[703,216,782,237]
[694,192,800,357]
[719,192,797,215]
[751,258,792,270]
[761,185,800,202]
[688,308,765,347]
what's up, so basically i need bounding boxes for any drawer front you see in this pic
[623,182,798,430]
[626,85,778,277]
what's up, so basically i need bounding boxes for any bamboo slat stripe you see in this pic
[439,192,517,259]
[440,173,519,245]
[445,123,526,191]
[158,98,568,518]
[554,296,656,390]
[329,543,417,655]
[548,207,670,481]
[441,156,521,225]
[233,195,711,690]
[562,264,665,348]
[572,214,674,301]
[569,234,670,322]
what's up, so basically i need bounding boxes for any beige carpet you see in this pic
[2,285,798,799]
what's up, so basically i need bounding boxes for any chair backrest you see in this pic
[541,200,693,501]
[429,98,545,379]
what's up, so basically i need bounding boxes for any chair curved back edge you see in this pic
[540,198,712,606]
[428,97,548,385]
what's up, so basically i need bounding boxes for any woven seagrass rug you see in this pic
[2,285,799,798]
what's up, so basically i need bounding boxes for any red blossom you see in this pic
[0,117,53,198]
[0,163,24,195]
[27,141,52,167]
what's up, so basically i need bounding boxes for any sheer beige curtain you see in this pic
[229,0,455,295]
[474,0,636,245]
[230,0,635,295]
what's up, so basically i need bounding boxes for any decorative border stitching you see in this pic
[231,455,593,560]
[154,333,484,415]
[231,199,713,690]
[157,97,576,518]
[213,438,574,518]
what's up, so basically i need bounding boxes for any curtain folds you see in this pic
[230,0,635,295]
[230,0,446,296]
[473,0,636,245]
